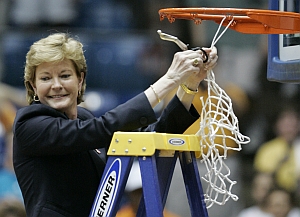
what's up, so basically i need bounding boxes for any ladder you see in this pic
[89,132,208,217]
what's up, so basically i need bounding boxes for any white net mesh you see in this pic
[158,16,251,208]
[196,70,250,208]
[195,17,250,208]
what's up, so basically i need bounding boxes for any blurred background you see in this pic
[1,0,300,217]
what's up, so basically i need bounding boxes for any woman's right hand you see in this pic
[182,46,218,90]
[164,49,204,86]
[144,47,217,109]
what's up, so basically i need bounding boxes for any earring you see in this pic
[78,90,81,97]
[33,95,40,102]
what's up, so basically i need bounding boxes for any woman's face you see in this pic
[31,59,83,119]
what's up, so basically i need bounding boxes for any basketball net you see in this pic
[196,17,250,208]
[159,16,250,208]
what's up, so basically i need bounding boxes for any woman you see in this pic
[13,33,217,216]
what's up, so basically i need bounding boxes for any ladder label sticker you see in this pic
[168,138,185,146]
[91,158,121,217]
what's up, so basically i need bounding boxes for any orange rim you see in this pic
[159,8,300,34]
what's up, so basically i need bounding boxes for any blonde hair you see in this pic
[24,33,87,104]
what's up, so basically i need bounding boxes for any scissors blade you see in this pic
[157,30,188,51]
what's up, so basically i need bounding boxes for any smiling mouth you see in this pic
[49,94,68,99]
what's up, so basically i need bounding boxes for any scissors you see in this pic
[157,30,208,63]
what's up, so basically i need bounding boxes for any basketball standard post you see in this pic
[89,132,207,217]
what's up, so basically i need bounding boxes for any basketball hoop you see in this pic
[159,8,300,34]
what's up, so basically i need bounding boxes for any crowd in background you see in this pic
[1,0,300,216]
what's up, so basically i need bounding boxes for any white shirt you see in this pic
[288,208,300,217]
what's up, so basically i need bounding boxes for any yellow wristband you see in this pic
[150,85,161,103]
[180,84,198,95]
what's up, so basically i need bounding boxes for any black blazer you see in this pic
[13,93,199,217]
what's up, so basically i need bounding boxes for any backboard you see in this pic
[268,0,300,83]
